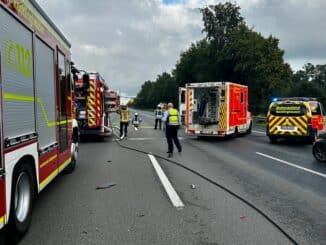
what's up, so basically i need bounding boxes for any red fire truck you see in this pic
[75,72,112,138]
[0,0,79,239]
[180,82,252,137]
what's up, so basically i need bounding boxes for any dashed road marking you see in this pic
[256,152,326,179]
[148,154,185,209]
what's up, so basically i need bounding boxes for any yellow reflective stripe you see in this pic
[58,157,72,172]
[39,157,71,190]
[39,167,58,190]
[4,93,71,127]
[0,214,6,226]
[4,92,34,102]
[40,154,57,169]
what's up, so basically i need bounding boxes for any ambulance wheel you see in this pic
[246,121,252,134]
[235,127,245,137]
[269,136,278,144]
[8,162,34,241]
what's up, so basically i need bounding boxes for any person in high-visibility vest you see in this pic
[119,105,130,137]
[162,102,182,158]
[154,105,163,130]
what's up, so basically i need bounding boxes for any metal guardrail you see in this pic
[255,116,267,124]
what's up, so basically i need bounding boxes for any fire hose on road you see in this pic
[110,125,299,245]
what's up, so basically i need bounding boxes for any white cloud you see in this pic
[36,0,326,95]
[78,44,109,57]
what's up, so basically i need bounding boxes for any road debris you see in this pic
[96,182,117,190]
[240,215,247,220]
[137,212,145,218]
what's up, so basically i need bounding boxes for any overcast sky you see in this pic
[37,0,326,96]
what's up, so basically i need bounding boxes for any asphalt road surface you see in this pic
[15,109,326,245]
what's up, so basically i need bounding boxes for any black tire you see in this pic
[313,142,326,162]
[269,135,278,144]
[64,143,78,174]
[8,162,35,242]
[235,127,240,137]
[246,121,252,134]
[64,127,79,174]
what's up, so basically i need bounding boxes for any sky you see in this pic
[36,0,326,97]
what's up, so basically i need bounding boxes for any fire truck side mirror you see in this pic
[71,66,79,74]
[83,74,90,89]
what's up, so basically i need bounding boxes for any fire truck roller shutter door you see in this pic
[35,37,56,149]
[0,7,36,140]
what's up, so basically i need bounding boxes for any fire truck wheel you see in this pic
[64,143,78,174]
[9,162,35,240]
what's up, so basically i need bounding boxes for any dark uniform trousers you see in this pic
[166,125,181,153]
[120,122,128,137]
[155,118,162,129]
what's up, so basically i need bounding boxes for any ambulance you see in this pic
[180,82,252,137]
[266,98,326,143]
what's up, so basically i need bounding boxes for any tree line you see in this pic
[132,2,326,114]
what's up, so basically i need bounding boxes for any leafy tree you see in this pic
[134,2,326,115]
[200,2,244,47]
[133,73,179,109]
[289,64,326,107]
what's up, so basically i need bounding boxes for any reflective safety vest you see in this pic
[120,109,129,122]
[168,109,179,126]
[133,116,140,124]
[155,109,163,119]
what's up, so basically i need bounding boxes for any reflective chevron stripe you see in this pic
[87,80,96,127]
[268,115,309,136]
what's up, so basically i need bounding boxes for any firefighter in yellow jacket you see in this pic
[119,105,130,137]
[162,103,182,158]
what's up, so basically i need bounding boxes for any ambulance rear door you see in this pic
[179,87,186,125]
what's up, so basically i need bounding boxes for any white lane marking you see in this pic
[128,137,155,141]
[127,137,184,141]
[256,152,326,179]
[252,130,265,134]
[148,154,185,209]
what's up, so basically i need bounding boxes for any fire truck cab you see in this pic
[180,82,252,137]
[0,0,78,240]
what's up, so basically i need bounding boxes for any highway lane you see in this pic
[122,109,326,245]
[15,111,293,245]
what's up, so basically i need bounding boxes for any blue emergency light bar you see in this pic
[272,97,317,102]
